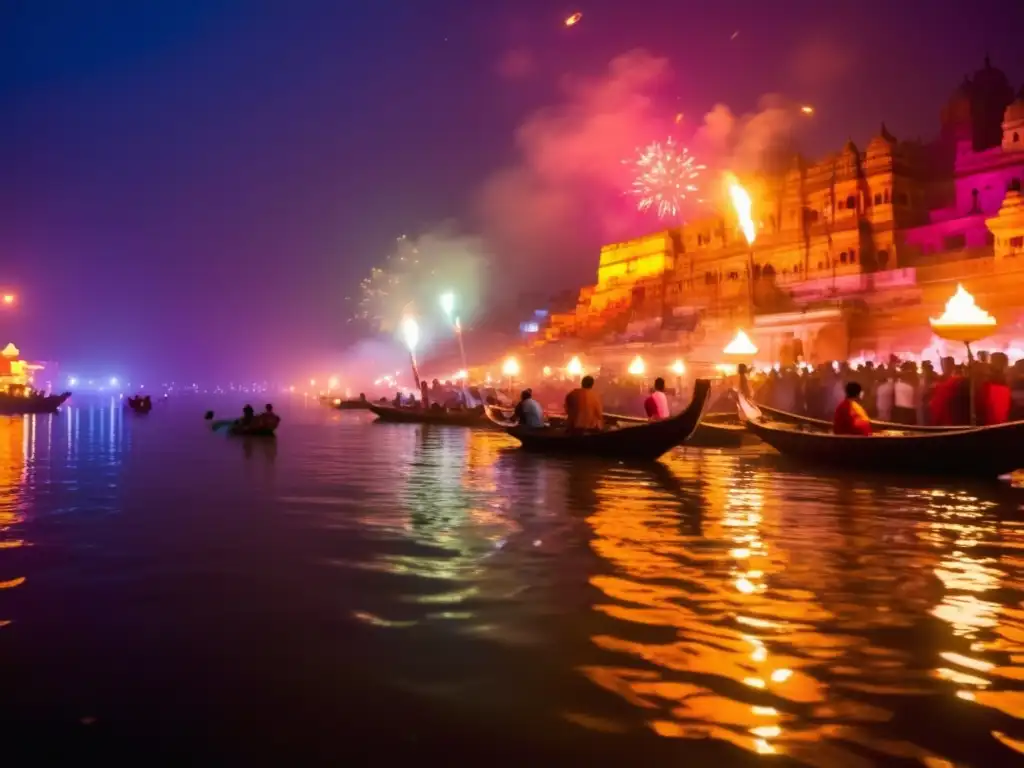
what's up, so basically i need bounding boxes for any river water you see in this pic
[2,397,1024,764]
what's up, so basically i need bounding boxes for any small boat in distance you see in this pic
[486,379,711,461]
[126,395,153,413]
[737,393,1024,477]
[204,410,279,437]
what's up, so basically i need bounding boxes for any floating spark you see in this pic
[626,138,705,219]
[800,105,814,115]
[565,12,582,27]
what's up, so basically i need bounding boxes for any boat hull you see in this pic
[738,394,1024,477]
[490,380,711,461]
[368,404,493,428]
[756,402,965,433]
[0,391,71,415]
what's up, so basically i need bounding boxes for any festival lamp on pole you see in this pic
[502,356,520,395]
[929,284,997,426]
[670,358,686,395]
[439,291,468,372]
[723,330,758,394]
[401,314,422,392]
[628,354,646,390]
[566,355,584,381]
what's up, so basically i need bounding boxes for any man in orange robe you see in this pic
[564,375,603,432]
[833,381,872,436]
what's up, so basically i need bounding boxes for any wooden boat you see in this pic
[737,393,1024,477]
[126,395,152,413]
[0,390,71,415]
[485,379,711,461]
[755,401,965,433]
[586,409,755,449]
[368,403,494,428]
[206,412,278,437]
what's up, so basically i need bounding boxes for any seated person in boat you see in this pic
[644,377,670,421]
[833,382,872,436]
[256,403,280,429]
[513,388,544,428]
[240,404,256,424]
[565,375,603,433]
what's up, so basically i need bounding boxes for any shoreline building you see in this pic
[539,58,1024,368]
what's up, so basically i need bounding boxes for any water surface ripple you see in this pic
[2,399,1024,763]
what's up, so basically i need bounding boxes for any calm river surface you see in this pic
[2,397,1024,765]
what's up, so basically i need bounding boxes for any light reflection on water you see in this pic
[1,400,1024,762]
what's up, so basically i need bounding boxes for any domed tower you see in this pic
[1004,85,1024,151]
[969,56,1015,151]
[941,77,974,143]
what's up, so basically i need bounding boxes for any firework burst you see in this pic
[626,138,705,219]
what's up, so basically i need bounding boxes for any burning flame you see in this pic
[930,284,996,328]
[725,173,756,245]
[671,359,686,376]
[724,330,758,356]
[564,12,582,27]
[566,356,584,377]
[502,357,520,377]
[628,355,646,376]
[400,315,419,352]
[800,105,814,115]
[542,365,552,377]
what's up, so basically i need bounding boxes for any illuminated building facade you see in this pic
[546,59,1024,364]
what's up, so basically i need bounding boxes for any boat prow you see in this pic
[737,392,1024,477]
[487,379,711,461]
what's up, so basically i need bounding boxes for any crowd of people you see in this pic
[747,352,1023,427]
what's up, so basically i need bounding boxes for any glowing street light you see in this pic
[628,355,646,376]
[439,292,455,320]
[2,294,15,306]
[542,365,552,377]
[566,355,584,378]
[327,376,339,392]
[670,359,686,376]
[800,105,814,116]
[502,356,520,394]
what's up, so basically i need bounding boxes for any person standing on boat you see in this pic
[565,375,603,432]
[514,389,544,428]
[892,364,917,425]
[833,382,872,436]
[644,377,670,421]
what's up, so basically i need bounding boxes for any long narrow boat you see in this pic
[0,390,71,415]
[756,401,966,433]
[368,403,495,428]
[594,409,755,448]
[485,379,711,461]
[737,393,1024,477]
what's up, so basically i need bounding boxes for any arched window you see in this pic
[877,250,889,268]
[850,250,858,263]
[846,195,857,210]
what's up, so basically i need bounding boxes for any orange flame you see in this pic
[930,284,996,328]
[725,173,756,245]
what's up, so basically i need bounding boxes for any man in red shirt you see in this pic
[833,381,872,436]
[978,352,1011,426]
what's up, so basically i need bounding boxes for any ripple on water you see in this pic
[1,405,1024,763]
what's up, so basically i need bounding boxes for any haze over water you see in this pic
[1,400,1023,764]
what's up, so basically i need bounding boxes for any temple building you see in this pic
[541,58,1024,367]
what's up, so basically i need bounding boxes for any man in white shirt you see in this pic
[893,369,917,425]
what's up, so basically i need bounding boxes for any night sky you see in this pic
[1,1,1020,381]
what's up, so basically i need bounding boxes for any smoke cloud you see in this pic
[476,50,672,284]
[693,94,801,175]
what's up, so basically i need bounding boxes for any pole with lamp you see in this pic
[502,356,520,396]
[723,330,758,400]
[566,355,584,382]
[628,354,646,392]
[400,314,421,393]
[439,292,468,372]
[726,175,758,322]
[929,284,997,427]
[670,359,686,398]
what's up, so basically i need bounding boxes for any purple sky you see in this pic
[1,0,1020,381]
